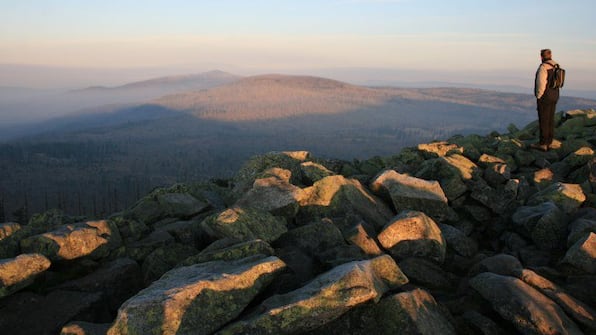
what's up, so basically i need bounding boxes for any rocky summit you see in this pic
[1,109,596,335]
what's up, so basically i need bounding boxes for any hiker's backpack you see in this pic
[548,63,565,89]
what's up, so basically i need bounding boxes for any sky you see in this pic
[1,0,596,89]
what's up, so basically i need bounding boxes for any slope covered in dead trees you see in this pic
[1,109,595,334]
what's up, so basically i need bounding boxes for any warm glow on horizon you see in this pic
[1,0,595,90]
[1,33,550,70]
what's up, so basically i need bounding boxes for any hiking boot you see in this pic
[530,143,548,152]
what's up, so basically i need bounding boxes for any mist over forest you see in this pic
[1,71,594,222]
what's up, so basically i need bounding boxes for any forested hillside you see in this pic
[1,75,594,221]
[1,109,595,334]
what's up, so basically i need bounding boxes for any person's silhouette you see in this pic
[532,49,560,152]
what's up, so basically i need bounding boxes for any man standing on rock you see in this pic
[532,49,560,151]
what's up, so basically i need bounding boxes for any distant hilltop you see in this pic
[1,109,595,334]
[153,73,594,121]
[72,70,240,93]
[65,70,241,103]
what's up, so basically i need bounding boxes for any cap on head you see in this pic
[540,49,552,59]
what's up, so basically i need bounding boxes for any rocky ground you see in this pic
[1,108,595,335]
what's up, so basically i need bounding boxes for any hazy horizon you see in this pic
[0,63,537,90]
[2,1,596,91]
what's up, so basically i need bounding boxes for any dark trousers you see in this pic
[537,98,557,145]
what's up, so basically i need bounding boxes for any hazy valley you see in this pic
[1,71,595,221]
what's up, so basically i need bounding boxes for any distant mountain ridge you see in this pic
[0,70,242,128]
[72,70,240,93]
[65,70,241,107]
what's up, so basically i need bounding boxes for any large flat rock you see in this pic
[108,255,286,335]
[219,255,408,334]
[377,210,446,263]
[20,220,121,261]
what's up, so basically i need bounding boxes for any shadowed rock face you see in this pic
[468,254,523,277]
[179,239,275,266]
[300,161,334,184]
[512,201,567,251]
[0,290,111,335]
[439,223,478,257]
[126,191,211,225]
[370,169,455,222]
[236,175,307,218]
[562,232,596,274]
[299,175,393,230]
[232,151,310,195]
[61,321,111,335]
[517,269,596,332]
[201,207,288,243]
[141,243,198,284]
[52,258,143,313]
[415,153,481,202]
[3,109,596,334]
[470,273,583,335]
[305,288,457,335]
[568,217,596,247]
[108,256,286,335]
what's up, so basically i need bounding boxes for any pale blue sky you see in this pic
[1,0,595,88]
[2,0,595,38]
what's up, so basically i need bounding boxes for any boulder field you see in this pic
[1,109,596,334]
